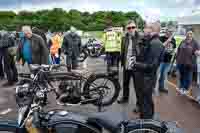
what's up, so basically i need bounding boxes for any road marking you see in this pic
[168,80,199,102]
[0,108,12,115]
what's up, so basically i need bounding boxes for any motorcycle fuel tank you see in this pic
[48,110,101,133]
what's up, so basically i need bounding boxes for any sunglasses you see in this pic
[127,26,136,30]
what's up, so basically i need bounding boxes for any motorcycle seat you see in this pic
[87,111,128,132]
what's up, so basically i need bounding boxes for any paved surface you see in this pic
[0,57,200,133]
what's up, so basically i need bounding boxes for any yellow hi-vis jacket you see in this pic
[103,31,121,52]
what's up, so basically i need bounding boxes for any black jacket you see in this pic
[134,34,165,77]
[121,31,141,69]
[62,32,81,57]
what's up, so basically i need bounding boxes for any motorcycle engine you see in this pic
[57,80,81,104]
[16,83,33,107]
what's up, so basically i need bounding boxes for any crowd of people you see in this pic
[103,20,200,119]
[0,19,200,120]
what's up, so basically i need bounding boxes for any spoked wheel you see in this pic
[83,73,120,106]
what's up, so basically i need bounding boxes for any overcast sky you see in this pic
[0,0,199,20]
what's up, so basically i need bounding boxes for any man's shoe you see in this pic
[2,82,15,87]
[117,98,129,104]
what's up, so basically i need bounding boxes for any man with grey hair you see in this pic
[16,26,49,65]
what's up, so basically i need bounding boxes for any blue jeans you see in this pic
[177,64,193,90]
[158,63,170,90]
[51,55,60,64]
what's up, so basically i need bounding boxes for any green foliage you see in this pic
[0,9,144,31]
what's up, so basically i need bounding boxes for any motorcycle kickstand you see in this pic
[97,93,103,112]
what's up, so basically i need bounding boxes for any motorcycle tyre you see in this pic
[83,73,120,107]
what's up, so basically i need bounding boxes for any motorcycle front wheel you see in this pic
[83,73,121,106]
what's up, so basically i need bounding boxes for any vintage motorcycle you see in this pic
[0,65,178,133]
[16,64,121,108]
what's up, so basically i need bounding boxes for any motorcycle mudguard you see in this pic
[47,111,101,133]
[124,119,169,133]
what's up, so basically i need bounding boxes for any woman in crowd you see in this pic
[176,30,200,94]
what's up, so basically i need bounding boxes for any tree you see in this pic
[0,8,144,31]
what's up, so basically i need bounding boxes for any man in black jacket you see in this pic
[117,20,141,106]
[131,22,164,119]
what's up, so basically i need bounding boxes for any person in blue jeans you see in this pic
[158,29,176,93]
[176,31,200,94]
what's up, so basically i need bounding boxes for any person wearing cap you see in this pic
[16,26,49,65]
[103,25,121,74]
[176,30,200,94]
[158,28,176,93]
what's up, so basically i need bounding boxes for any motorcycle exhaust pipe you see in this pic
[80,98,99,105]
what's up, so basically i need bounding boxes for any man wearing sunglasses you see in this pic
[118,20,141,109]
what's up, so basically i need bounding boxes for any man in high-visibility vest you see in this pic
[103,26,121,75]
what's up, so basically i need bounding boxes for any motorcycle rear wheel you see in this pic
[83,73,120,107]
